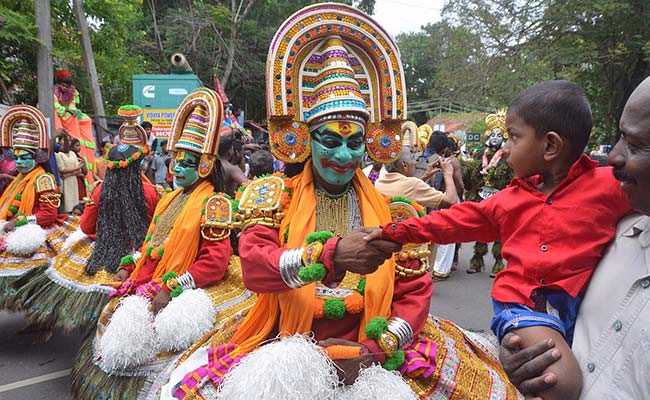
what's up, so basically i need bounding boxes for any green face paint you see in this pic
[310,121,365,187]
[172,151,200,189]
[14,150,37,174]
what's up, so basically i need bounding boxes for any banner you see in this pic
[142,108,176,139]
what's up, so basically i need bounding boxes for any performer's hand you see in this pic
[499,332,560,397]
[334,230,400,275]
[319,338,374,385]
[361,227,383,242]
[151,289,171,314]
[115,269,130,282]
[3,220,16,233]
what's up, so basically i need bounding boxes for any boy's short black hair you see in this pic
[509,80,592,160]
[141,121,153,130]
[427,133,449,155]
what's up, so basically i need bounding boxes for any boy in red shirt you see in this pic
[365,80,630,400]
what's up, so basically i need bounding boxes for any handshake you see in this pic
[331,228,401,276]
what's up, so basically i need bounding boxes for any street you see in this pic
[0,243,497,400]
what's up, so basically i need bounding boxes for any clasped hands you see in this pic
[332,227,398,277]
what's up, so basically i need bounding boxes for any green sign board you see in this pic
[132,74,202,109]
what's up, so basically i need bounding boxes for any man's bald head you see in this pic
[609,77,650,215]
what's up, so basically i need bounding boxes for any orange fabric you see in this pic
[0,166,44,220]
[130,180,213,281]
[229,162,395,357]
[324,344,362,360]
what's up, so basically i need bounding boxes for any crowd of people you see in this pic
[0,3,648,400]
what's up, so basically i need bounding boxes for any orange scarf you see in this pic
[229,161,395,356]
[131,180,214,281]
[0,166,44,220]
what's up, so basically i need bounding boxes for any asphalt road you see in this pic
[0,242,497,400]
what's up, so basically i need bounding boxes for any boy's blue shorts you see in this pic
[491,289,582,346]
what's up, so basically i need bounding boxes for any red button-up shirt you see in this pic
[382,155,631,307]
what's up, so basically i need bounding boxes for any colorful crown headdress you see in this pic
[167,88,224,178]
[484,108,508,139]
[266,3,407,164]
[118,104,149,151]
[0,105,49,152]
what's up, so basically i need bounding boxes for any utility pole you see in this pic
[35,0,54,123]
[73,0,108,135]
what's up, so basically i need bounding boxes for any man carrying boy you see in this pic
[363,80,631,400]
[499,76,650,399]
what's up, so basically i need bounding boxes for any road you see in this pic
[0,242,497,399]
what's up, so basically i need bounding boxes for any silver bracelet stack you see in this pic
[279,248,306,288]
[387,317,414,349]
[176,272,196,290]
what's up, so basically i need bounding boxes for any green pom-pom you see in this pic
[357,278,366,295]
[118,104,141,111]
[170,286,183,298]
[14,194,22,201]
[298,263,326,282]
[306,231,335,244]
[161,271,177,283]
[153,215,160,223]
[231,199,239,213]
[323,299,346,319]
[146,246,153,257]
[113,160,120,168]
[157,247,164,257]
[283,228,289,243]
[417,209,426,217]
[15,218,28,227]
[390,196,412,205]
[145,234,152,242]
[119,254,134,266]
[383,350,405,371]
[8,205,18,214]
[364,316,388,339]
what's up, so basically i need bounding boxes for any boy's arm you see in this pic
[381,199,500,245]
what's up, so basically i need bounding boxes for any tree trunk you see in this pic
[73,0,108,135]
[221,26,237,89]
[35,0,54,123]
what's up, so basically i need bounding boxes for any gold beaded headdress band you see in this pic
[0,105,49,152]
[167,88,224,178]
[483,108,508,140]
[266,3,407,164]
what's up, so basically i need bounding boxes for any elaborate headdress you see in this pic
[0,105,49,153]
[117,105,148,151]
[483,109,508,140]
[54,69,72,82]
[416,124,433,151]
[266,3,407,164]
[167,88,224,178]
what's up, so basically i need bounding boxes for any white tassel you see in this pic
[154,288,216,353]
[337,365,417,400]
[5,223,47,256]
[216,335,340,400]
[61,228,86,251]
[0,219,7,232]
[98,295,156,372]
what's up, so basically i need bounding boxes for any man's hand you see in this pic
[333,230,400,275]
[3,220,16,233]
[361,227,383,242]
[114,269,130,282]
[440,157,454,177]
[319,338,374,385]
[151,289,171,314]
[499,332,561,397]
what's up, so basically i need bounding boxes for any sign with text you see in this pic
[143,108,176,138]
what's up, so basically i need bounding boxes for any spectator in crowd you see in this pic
[0,148,17,195]
[71,138,87,199]
[218,129,248,196]
[150,142,170,189]
[248,150,274,179]
[55,133,82,212]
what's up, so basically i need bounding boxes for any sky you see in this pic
[372,0,445,38]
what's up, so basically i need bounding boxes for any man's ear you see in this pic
[543,131,565,161]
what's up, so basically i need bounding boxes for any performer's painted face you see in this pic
[486,129,505,150]
[310,121,365,187]
[14,149,37,174]
[172,151,200,189]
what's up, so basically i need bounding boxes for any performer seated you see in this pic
[367,80,632,400]
[0,105,69,308]
[161,5,520,400]
[14,105,159,335]
[70,88,255,400]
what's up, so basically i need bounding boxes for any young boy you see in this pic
[365,80,631,400]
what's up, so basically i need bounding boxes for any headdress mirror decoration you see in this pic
[266,2,407,164]
[167,88,224,178]
[0,105,50,153]
[117,104,149,152]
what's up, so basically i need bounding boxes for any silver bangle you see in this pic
[387,317,414,349]
[279,248,306,288]
[176,272,196,290]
